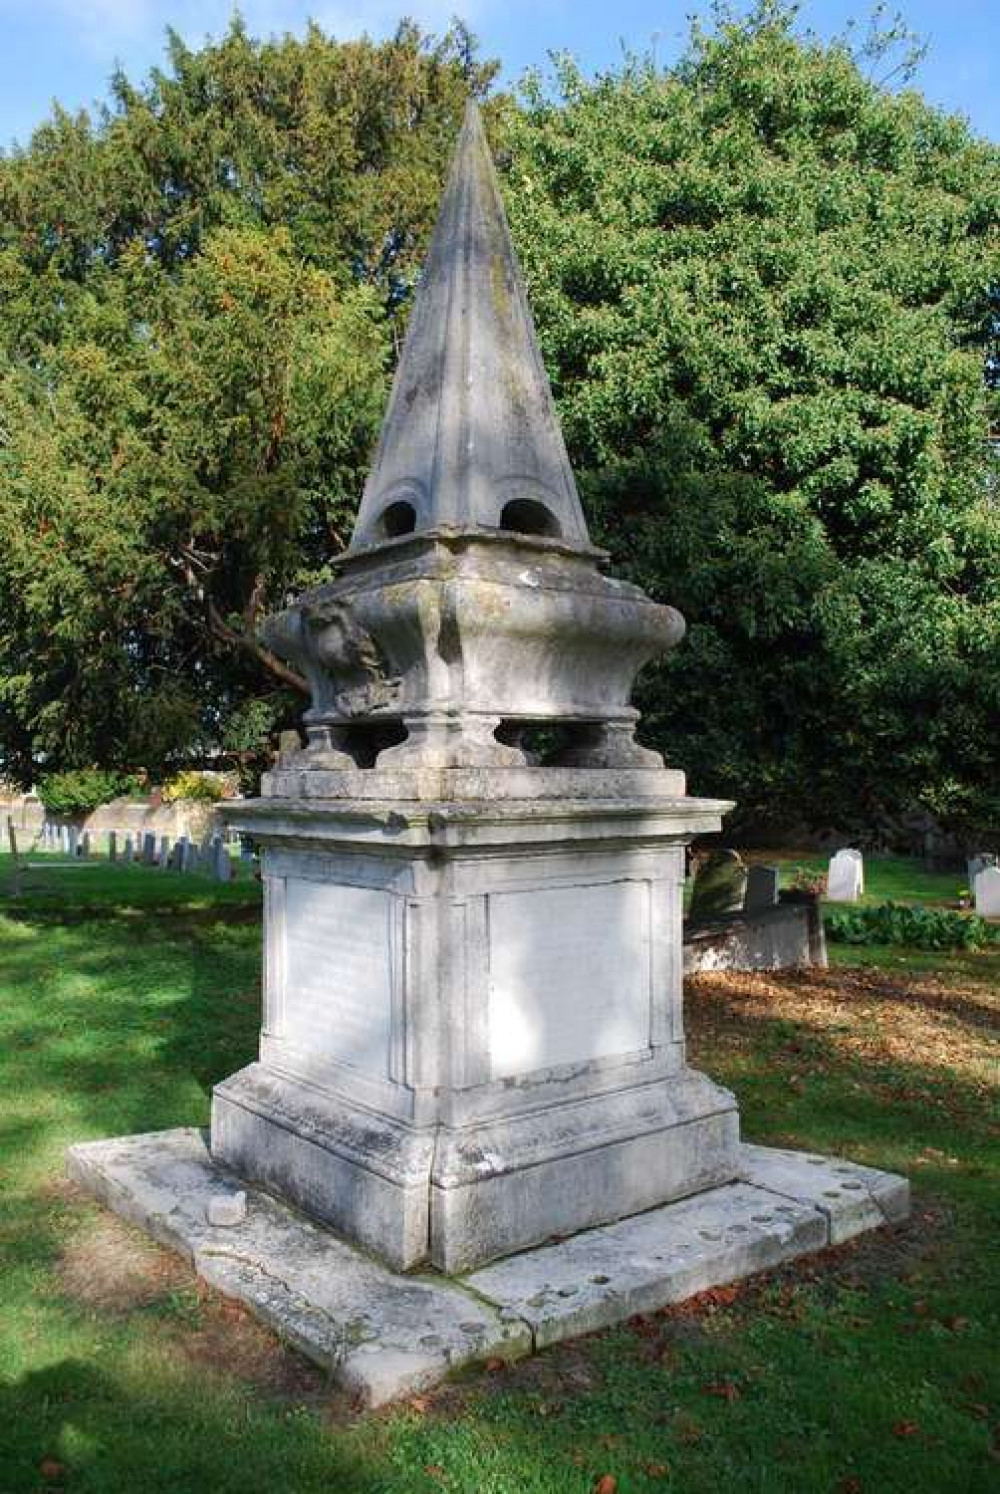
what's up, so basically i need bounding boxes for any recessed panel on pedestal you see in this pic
[487,879,651,1079]
[282,879,393,1079]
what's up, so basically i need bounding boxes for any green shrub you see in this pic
[825,902,998,952]
[161,770,228,804]
[36,769,129,817]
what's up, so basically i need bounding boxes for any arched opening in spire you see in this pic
[499,499,562,538]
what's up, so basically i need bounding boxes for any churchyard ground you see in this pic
[0,852,996,1493]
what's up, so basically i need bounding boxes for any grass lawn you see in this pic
[747,851,972,907]
[1,857,997,1492]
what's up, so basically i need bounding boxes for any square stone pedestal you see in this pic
[211,782,740,1272]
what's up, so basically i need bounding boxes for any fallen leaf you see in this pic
[424,1465,446,1483]
[408,1395,431,1415]
[593,1477,617,1494]
[643,1462,670,1477]
[837,1478,862,1494]
[704,1380,741,1402]
[485,1357,506,1373]
[39,1459,66,1482]
[892,1421,920,1438]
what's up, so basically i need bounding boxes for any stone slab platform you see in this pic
[66,1128,908,1407]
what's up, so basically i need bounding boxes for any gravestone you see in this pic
[123,835,134,865]
[181,840,199,873]
[80,831,91,859]
[169,837,187,872]
[744,864,780,914]
[211,838,232,883]
[827,849,863,902]
[108,830,117,863]
[974,866,1000,918]
[68,826,80,857]
[142,832,156,866]
[688,850,747,922]
[157,835,171,869]
[968,853,997,890]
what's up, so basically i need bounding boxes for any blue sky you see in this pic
[1,0,998,148]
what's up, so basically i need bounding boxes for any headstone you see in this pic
[6,817,16,856]
[212,838,232,882]
[108,830,117,863]
[240,839,254,862]
[79,831,91,859]
[968,853,997,889]
[688,850,747,922]
[123,835,135,865]
[60,825,71,854]
[157,835,171,869]
[827,848,863,903]
[68,826,80,857]
[744,864,780,914]
[169,837,187,872]
[142,832,157,866]
[181,840,199,873]
[974,866,1000,918]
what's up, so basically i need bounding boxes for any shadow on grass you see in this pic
[0,1360,383,1494]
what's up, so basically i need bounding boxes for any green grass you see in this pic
[1,867,997,1492]
[758,851,970,907]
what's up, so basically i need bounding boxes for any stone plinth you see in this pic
[212,779,740,1273]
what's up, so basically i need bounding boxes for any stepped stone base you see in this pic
[67,1128,909,1407]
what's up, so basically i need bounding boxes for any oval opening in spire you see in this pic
[499,499,562,538]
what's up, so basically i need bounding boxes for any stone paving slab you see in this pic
[66,1129,530,1407]
[67,1129,908,1404]
[741,1143,910,1244]
[464,1180,827,1348]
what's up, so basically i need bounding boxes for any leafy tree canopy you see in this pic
[0,18,494,776]
[502,1,999,835]
[0,3,997,837]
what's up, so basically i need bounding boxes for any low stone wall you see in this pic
[1,796,225,844]
[683,898,827,975]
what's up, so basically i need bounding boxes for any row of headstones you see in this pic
[36,821,250,882]
[691,846,1000,920]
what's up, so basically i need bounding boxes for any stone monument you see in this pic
[211,101,740,1273]
[68,103,909,1404]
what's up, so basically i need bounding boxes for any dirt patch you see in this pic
[58,1211,191,1312]
[57,1205,332,1403]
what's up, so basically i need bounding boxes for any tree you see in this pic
[500,3,1000,836]
[0,19,496,779]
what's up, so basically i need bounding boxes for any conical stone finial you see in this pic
[350,100,591,552]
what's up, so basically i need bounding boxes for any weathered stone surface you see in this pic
[744,863,779,913]
[215,795,740,1272]
[67,1128,908,1401]
[974,865,1000,917]
[688,849,747,922]
[741,1143,910,1244]
[206,1189,247,1227]
[683,900,827,974]
[827,848,863,902]
[466,1181,826,1348]
[66,1128,530,1407]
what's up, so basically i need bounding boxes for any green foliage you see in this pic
[160,770,228,804]
[826,900,998,949]
[35,767,132,815]
[502,3,1000,833]
[0,20,496,779]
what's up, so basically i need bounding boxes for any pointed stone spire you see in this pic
[349,100,591,552]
